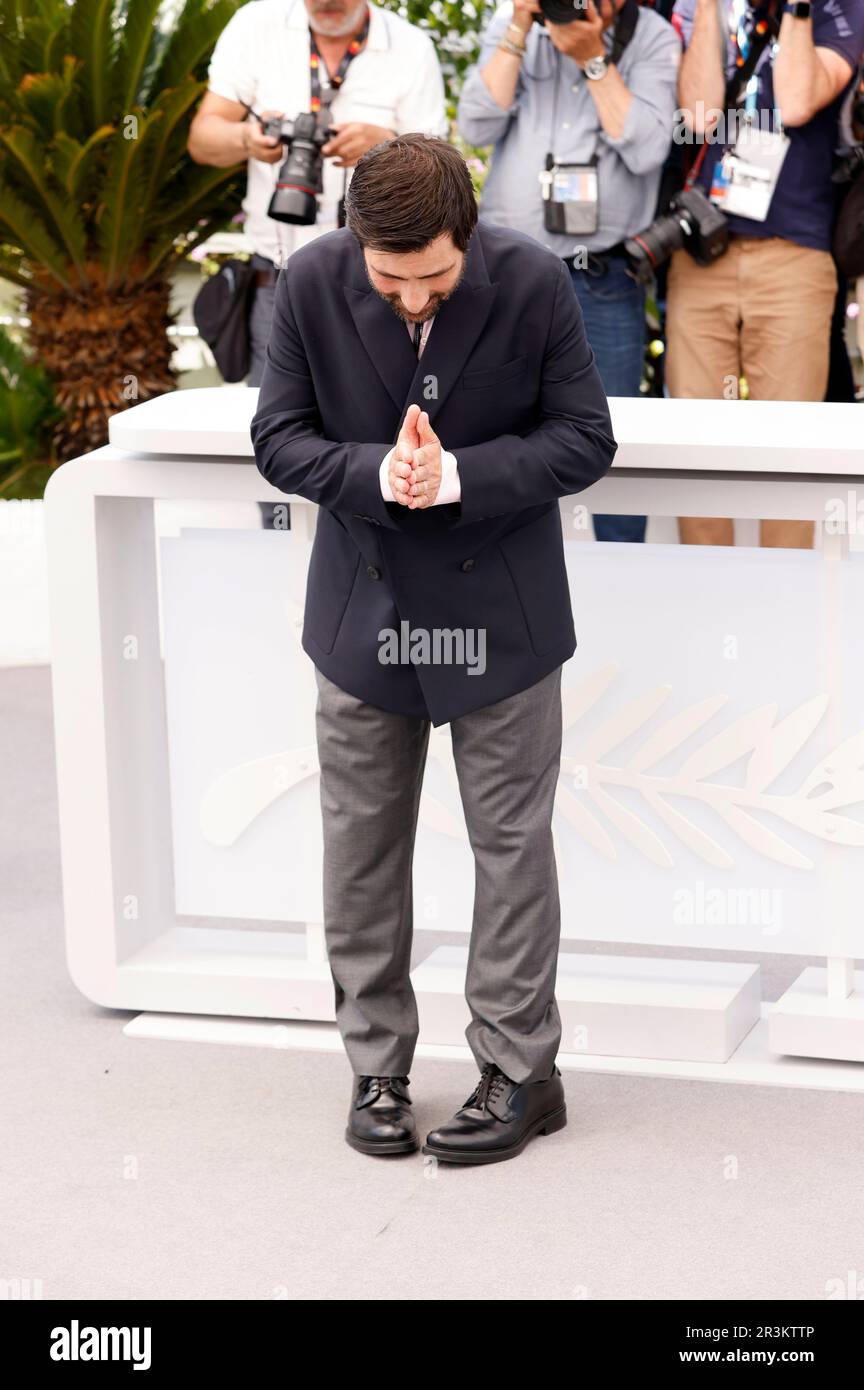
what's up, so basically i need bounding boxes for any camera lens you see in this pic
[268,128,326,226]
[269,182,319,225]
[625,212,690,282]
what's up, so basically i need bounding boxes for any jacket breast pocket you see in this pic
[462,355,528,391]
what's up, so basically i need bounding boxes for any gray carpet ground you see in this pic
[2,664,863,1301]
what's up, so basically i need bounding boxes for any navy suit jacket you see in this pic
[250,221,617,725]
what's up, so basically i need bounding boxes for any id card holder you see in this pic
[708,123,789,222]
[540,156,599,236]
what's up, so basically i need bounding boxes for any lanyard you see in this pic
[726,0,779,117]
[686,0,780,188]
[309,7,371,114]
[546,0,639,163]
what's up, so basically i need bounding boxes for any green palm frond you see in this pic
[67,0,117,130]
[0,0,248,294]
[0,125,88,276]
[149,158,244,231]
[95,101,162,283]
[0,176,73,289]
[152,0,241,93]
[0,324,60,497]
[139,75,210,211]
[52,124,115,202]
[141,164,245,278]
[115,0,165,110]
[16,54,78,133]
[0,255,34,290]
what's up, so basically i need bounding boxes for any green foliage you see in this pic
[0,326,61,498]
[0,0,249,293]
[377,1,494,121]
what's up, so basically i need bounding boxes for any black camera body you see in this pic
[625,187,729,283]
[833,144,864,186]
[261,111,336,225]
[536,0,589,22]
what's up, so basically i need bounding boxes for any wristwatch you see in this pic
[583,55,609,81]
[782,2,811,17]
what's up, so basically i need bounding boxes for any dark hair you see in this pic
[345,134,478,253]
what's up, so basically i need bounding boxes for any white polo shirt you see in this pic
[207,0,449,265]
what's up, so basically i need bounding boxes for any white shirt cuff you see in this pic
[437,450,461,505]
[379,447,461,506]
[380,447,397,503]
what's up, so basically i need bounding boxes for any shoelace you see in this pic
[358,1074,409,1097]
[466,1062,509,1112]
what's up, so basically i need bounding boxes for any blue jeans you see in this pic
[569,257,646,543]
[247,271,289,530]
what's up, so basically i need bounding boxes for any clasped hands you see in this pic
[389,403,443,510]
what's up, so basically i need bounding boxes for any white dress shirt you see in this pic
[378,315,461,507]
[207,0,449,265]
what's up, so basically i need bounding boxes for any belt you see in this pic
[563,242,630,273]
[255,267,278,287]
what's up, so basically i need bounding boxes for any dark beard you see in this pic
[368,258,467,325]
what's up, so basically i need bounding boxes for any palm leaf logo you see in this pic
[197,614,864,872]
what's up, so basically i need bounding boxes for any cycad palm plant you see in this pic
[0,0,246,463]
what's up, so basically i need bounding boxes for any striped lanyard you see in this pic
[309,8,371,114]
[728,0,777,118]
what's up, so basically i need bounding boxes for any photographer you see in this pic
[188,1,448,389]
[458,0,680,544]
[665,0,864,548]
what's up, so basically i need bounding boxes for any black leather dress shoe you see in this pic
[345,1074,419,1156]
[422,1062,566,1165]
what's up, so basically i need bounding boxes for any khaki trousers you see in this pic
[665,236,838,549]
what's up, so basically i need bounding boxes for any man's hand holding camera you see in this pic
[389,404,444,509]
[511,1,543,33]
[545,1,608,64]
[323,122,396,168]
[508,0,609,63]
[250,113,394,169]
[245,110,289,163]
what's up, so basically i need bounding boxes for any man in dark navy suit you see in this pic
[251,134,616,1165]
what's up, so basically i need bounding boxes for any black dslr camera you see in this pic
[833,145,864,186]
[259,111,336,225]
[624,186,729,284]
[536,0,589,19]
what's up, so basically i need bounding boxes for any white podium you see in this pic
[43,389,864,1081]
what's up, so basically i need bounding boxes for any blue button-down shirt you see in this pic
[458,2,681,255]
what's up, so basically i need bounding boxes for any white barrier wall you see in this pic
[42,388,864,1074]
[160,528,864,960]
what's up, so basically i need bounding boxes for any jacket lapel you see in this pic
[343,284,418,414]
[342,226,498,428]
[401,283,499,429]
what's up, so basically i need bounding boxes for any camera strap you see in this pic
[609,0,640,67]
[308,6,371,229]
[546,0,640,165]
[723,0,782,112]
[308,6,371,113]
